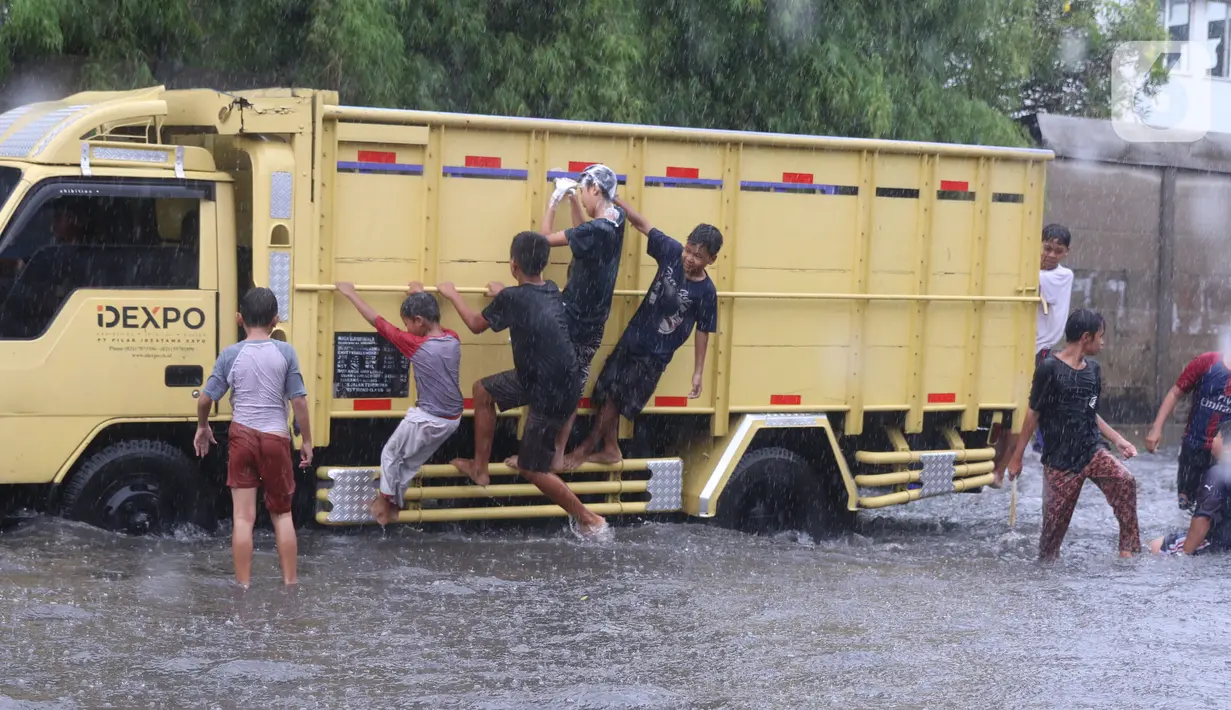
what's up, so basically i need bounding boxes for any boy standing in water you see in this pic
[1006,309,1141,561]
[535,164,626,471]
[194,287,313,587]
[562,197,721,470]
[1150,425,1231,556]
[437,231,609,539]
[994,224,1075,487]
[1145,349,1231,511]
[335,281,463,526]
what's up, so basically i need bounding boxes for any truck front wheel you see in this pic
[60,440,209,536]
[714,446,852,538]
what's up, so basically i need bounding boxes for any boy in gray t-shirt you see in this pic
[337,281,464,526]
[195,287,313,587]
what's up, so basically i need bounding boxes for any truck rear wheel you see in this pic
[60,440,208,536]
[714,447,852,538]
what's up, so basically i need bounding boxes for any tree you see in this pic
[0,0,1167,147]
[1020,0,1169,118]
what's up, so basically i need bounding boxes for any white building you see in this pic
[1160,0,1231,133]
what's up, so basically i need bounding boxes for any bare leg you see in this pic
[563,401,620,471]
[588,406,623,466]
[231,488,258,587]
[452,380,495,486]
[552,412,578,473]
[271,511,298,585]
[520,469,606,531]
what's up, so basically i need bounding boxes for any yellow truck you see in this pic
[0,86,1051,536]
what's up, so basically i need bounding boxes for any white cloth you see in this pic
[379,407,461,505]
[1037,265,1074,353]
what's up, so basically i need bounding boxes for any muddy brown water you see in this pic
[0,448,1226,709]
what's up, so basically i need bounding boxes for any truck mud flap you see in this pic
[315,459,683,525]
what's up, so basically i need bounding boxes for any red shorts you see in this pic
[227,422,295,515]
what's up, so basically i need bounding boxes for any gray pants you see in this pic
[379,408,461,506]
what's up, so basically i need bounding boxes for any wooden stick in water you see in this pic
[1008,476,1018,528]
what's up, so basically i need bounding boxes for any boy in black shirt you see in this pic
[538,164,626,471]
[1006,308,1141,560]
[1150,425,1231,556]
[562,197,721,471]
[437,231,609,539]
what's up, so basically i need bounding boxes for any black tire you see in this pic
[714,446,853,537]
[60,439,211,536]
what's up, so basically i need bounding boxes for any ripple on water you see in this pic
[205,660,319,683]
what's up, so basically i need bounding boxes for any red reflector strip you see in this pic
[655,396,689,407]
[666,166,700,179]
[354,399,392,411]
[940,180,969,192]
[927,393,957,404]
[465,155,502,169]
[782,172,814,184]
[569,160,596,172]
[579,397,592,409]
[463,398,475,409]
[770,394,802,405]
[357,150,396,164]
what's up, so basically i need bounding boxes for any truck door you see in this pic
[0,178,219,484]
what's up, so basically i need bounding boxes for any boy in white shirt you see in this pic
[992,223,1073,487]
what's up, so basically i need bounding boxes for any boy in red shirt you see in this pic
[336,281,464,526]
[1146,351,1231,511]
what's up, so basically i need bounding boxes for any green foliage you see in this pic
[0,0,1166,146]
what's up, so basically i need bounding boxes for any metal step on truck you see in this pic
[0,86,1050,536]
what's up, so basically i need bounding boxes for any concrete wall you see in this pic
[1043,158,1231,424]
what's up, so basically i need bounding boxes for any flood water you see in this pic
[1,446,1227,709]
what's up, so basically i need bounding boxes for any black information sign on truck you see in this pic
[333,332,410,400]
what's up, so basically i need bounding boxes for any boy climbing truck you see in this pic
[0,86,1051,538]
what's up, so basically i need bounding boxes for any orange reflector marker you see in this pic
[770,394,802,405]
[927,393,957,404]
[666,166,700,179]
[569,160,597,172]
[463,398,474,409]
[655,396,688,407]
[579,397,592,409]
[354,399,393,411]
[782,172,814,184]
[465,155,502,168]
[940,180,969,192]
[358,150,396,164]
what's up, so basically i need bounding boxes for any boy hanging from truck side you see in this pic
[524,163,625,472]
[437,231,610,540]
[562,197,722,471]
[335,281,464,527]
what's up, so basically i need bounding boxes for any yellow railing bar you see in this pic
[323,106,1056,162]
[316,479,648,503]
[853,461,995,487]
[856,473,996,509]
[316,458,661,480]
[315,501,647,525]
[854,447,996,465]
[296,283,1041,304]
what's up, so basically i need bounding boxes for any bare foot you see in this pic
[570,514,612,541]
[452,458,490,486]
[1120,550,1135,559]
[504,455,520,470]
[989,469,1004,490]
[561,450,589,472]
[585,450,623,466]
[369,497,389,526]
